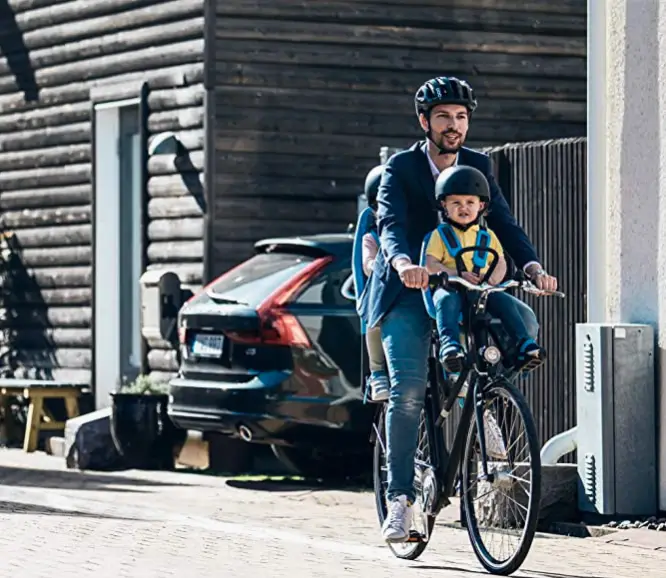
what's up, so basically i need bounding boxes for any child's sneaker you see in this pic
[369,371,389,402]
[439,345,465,374]
[516,339,546,373]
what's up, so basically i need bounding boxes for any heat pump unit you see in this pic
[575,323,657,516]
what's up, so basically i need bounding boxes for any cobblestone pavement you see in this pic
[0,449,664,577]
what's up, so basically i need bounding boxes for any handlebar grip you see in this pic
[428,271,449,288]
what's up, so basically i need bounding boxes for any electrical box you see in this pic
[575,323,657,516]
[140,270,184,346]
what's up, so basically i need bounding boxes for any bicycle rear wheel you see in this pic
[373,405,436,560]
[460,378,541,575]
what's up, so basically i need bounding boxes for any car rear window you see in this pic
[207,252,316,308]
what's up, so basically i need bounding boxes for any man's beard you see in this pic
[433,130,465,155]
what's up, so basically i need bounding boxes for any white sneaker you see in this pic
[381,495,413,543]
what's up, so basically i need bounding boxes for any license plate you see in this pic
[191,334,224,358]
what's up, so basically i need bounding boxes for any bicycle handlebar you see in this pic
[428,271,566,299]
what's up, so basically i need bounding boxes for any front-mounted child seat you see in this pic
[352,206,379,334]
[419,222,492,320]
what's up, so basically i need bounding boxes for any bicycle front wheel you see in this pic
[460,378,541,575]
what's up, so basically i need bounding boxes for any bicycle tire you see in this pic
[373,405,436,561]
[461,378,541,575]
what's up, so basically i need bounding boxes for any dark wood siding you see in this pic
[210,0,587,275]
[0,0,204,384]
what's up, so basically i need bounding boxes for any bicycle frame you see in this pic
[426,290,497,516]
[425,246,536,516]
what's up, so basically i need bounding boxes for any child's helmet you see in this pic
[435,165,491,205]
[364,165,384,209]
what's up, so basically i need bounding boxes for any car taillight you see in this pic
[226,255,333,348]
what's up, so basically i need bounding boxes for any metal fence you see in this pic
[442,137,587,460]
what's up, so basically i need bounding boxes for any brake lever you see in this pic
[522,282,566,298]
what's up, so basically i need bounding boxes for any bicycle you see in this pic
[372,245,565,575]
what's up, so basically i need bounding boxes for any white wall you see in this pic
[589,0,666,508]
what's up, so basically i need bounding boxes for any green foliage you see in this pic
[118,374,169,395]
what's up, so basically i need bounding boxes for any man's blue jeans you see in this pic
[380,289,431,503]
[433,288,539,356]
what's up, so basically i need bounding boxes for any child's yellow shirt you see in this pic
[425,223,503,275]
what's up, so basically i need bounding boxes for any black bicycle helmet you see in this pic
[414,76,478,118]
[364,165,384,209]
[435,165,491,204]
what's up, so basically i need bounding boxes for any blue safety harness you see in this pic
[352,207,380,334]
[420,222,492,319]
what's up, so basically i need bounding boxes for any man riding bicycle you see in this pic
[356,76,558,543]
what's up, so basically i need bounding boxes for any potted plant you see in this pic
[109,375,184,470]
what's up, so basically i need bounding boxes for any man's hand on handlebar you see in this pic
[395,260,429,289]
[525,263,558,293]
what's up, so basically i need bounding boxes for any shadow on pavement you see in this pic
[224,475,371,493]
[410,564,606,578]
[0,500,142,521]
[0,465,186,493]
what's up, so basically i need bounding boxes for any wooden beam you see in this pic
[0,19,203,78]
[0,163,89,189]
[148,196,204,219]
[11,224,92,248]
[147,240,203,263]
[148,217,203,241]
[11,0,203,51]
[214,40,584,79]
[214,61,586,102]
[0,38,204,95]
[1,205,90,229]
[0,63,203,112]
[148,150,203,176]
[0,185,91,209]
[4,288,91,307]
[148,107,204,133]
[26,266,91,289]
[0,144,89,171]
[17,245,91,268]
[148,173,203,198]
[215,0,586,21]
[23,394,43,452]
[148,84,204,111]
[0,122,90,152]
[213,17,586,57]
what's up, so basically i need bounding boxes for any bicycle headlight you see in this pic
[483,346,502,365]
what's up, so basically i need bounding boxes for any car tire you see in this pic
[270,444,370,481]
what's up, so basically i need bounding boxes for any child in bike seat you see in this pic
[423,165,545,375]
[358,165,389,402]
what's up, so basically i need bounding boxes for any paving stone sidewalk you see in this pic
[0,449,663,578]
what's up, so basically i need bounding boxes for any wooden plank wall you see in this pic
[210,0,587,275]
[0,0,205,384]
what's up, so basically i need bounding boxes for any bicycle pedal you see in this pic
[406,530,425,543]
[519,355,545,373]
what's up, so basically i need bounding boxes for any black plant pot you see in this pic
[110,393,182,470]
